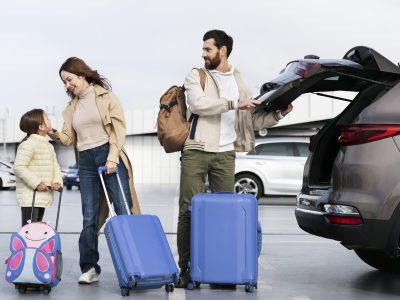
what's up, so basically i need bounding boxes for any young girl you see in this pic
[13,109,63,226]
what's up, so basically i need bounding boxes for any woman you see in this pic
[48,57,141,284]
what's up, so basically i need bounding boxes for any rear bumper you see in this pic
[295,207,392,250]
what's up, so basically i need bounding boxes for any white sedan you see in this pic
[0,160,16,190]
[234,137,309,199]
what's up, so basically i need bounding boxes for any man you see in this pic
[176,29,292,288]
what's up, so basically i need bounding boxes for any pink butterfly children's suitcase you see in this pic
[5,188,63,294]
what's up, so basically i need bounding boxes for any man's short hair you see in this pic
[203,30,233,57]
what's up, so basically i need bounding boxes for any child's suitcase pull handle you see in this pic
[32,187,63,231]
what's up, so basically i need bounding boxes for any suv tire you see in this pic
[355,249,400,271]
[234,173,263,199]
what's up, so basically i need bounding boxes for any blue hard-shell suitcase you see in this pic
[98,167,179,297]
[190,192,262,293]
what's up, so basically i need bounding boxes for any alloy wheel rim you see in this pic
[235,178,258,196]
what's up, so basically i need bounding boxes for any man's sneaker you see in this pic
[78,267,99,284]
[174,271,191,288]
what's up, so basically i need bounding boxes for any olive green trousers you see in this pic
[177,149,235,271]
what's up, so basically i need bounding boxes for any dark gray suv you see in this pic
[256,46,400,271]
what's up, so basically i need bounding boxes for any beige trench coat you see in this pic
[48,84,141,228]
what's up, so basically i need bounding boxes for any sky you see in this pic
[1,0,399,117]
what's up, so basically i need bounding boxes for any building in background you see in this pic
[0,93,351,184]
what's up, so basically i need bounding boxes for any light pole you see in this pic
[1,108,8,160]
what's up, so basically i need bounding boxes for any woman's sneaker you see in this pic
[78,267,99,284]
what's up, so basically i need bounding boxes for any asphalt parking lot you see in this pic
[1,186,400,300]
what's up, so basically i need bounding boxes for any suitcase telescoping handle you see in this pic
[32,187,63,231]
[98,166,131,217]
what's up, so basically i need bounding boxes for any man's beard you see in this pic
[204,54,221,70]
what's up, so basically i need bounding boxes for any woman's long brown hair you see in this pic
[59,57,111,98]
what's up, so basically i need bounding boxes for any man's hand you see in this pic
[106,161,118,174]
[281,103,293,116]
[36,182,50,192]
[238,99,261,111]
[51,183,61,191]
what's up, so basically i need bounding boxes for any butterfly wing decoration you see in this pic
[5,233,27,282]
[32,234,60,283]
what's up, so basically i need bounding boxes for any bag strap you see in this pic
[188,68,207,139]
[198,68,206,90]
[161,69,205,112]
[199,68,219,94]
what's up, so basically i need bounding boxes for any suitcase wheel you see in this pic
[195,281,201,289]
[43,287,52,295]
[186,281,194,290]
[18,286,27,294]
[121,287,130,297]
[165,284,174,293]
[245,284,255,293]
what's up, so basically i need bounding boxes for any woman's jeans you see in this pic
[78,143,132,274]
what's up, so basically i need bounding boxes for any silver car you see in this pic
[258,46,400,271]
[234,137,309,198]
[0,160,16,189]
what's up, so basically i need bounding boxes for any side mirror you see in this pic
[304,54,320,59]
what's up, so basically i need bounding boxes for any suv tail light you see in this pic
[339,124,400,146]
[323,204,363,225]
[294,60,321,78]
[326,215,363,225]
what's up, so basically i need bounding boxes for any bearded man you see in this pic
[175,29,292,288]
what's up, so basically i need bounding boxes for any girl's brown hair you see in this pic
[19,109,45,142]
[59,57,111,98]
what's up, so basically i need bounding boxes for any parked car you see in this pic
[257,45,400,271]
[204,137,309,198]
[234,137,309,199]
[62,164,79,190]
[0,160,16,190]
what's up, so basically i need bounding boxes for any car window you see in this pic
[252,143,295,156]
[295,143,310,157]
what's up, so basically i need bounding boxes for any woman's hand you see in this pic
[47,128,57,135]
[105,161,118,174]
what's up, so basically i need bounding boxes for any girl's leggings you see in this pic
[21,207,45,226]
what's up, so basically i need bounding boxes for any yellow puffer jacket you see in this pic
[13,134,63,208]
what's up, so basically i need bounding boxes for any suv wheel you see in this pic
[66,185,72,190]
[234,173,263,199]
[354,249,400,271]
